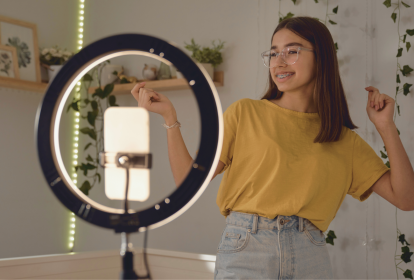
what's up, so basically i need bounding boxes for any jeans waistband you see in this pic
[226,210,311,234]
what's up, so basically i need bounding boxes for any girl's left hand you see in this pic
[365,86,395,129]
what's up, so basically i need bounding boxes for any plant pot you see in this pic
[100,64,123,86]
[47,65,63,83]
[196,63,214,81]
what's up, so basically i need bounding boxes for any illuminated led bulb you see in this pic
[69,243,73,247]
[71,224,75,228]
[73,179,77,184]
[74,143,78,147]
[71,218,76,222]
[73,161,78,165]
[73,174,77,178]
[78,40,83,44]
[75,131,79,135]
[80,0,84,2]
[75,118,79,122]
[74,149,78,153]
[75,112,80,116]
[80,16,84,20]
[79,34,83,39]
[70,237,74,241]
[70,230,75,234]
[79,22,83,26]
[79,28,83,32]
[73,155,78,159]
[74,137,79,141]
[78,46,82,50]
[71,212,75,216]
[80,4,84,8]
[75,124,79,129]
[77,81,81,85]
[80,10,84,14]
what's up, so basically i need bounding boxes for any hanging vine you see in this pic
[382,0,413,278]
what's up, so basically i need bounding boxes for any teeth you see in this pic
[277,73,294,78]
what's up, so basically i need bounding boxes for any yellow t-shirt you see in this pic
[216,98,390,232]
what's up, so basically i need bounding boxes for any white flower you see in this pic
[45,54,52,61]
[41,48,49,55]
[54,52,63,57]
[49,48,57,55]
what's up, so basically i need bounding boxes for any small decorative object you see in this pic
[142,63,157,80]
[116,67,138,84]
[184,38,225,80]
[39,45,74,82]
[157,61,171,80]
[0,44,20,79]
[0,15,41,82]
[100,64,123,86]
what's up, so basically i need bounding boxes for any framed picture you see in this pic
[0,44,19,79]
[0,15,41,83]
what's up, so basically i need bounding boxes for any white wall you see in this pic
[0,0,413,279]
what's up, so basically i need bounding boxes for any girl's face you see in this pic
[270,28,316,96]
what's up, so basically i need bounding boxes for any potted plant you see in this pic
[39,45,74,82]
[183,38,225,80]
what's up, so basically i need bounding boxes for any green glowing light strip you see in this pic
[69,0,85,252]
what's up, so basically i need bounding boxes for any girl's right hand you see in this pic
[131,82,175,118]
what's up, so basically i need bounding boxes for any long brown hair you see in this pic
[261,16,358,143]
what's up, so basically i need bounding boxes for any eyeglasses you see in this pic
[261,46,314,68]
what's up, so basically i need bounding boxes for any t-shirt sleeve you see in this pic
[348,132,390,202]
[218,100,240,175]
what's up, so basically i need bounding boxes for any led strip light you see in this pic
[69,0,85,252]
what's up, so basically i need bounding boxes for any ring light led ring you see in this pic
[35,33,224,233]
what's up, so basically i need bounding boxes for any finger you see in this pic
[366,86,380,108]
[378,94,385,109]
[374,93,381,110]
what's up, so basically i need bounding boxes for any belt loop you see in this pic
[252,214,258,234]
[299,217,303,232]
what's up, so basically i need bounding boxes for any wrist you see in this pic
[163,111,178,126]
[376,122,396,134]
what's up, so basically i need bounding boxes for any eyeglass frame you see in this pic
[260,46,315,67]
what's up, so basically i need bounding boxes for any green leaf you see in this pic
[397,128,400,135]
[91,100,98,110]
[314,0,319,3]
[71,102,79,112]
[397,74,400,83]
[384,145,386,152]
[385,161,390,168]
[79,180,91,195]
[401,246,413,263]
[112,70,118,75]
[83,73,93,81]
[391,13,397,23]
[407,29,414,36]
[283,12,294,21]
[333,6,338,14]
[83,98,90,105]
[79,162,97,176]
[67,103,72,112]
[380,150,388,159]
[407,41,411,52]
[397,105,400,116]
[120,77,129,84]
[87,111,97,126]
[96,173,101,183]
[383,0,391,8]
[108,95,116,106]
[399,233,411,246]
[403,83,413,96]
[80,127,97,140]
[401,65,414,76]
[92,87,104,98]
[292,0,297,4]
[329,20,337,25]
[313,17,319,21]
[397,48,403,57]
[103,83,114,98]
[84,142,92,151]
[86,154,94,162]
[403,34,407,43]
[335,42,338,51]
[403,269,413,279]
[325,230,337,246]
[401,1,411,8]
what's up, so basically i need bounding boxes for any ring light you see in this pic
[35,33,224,233]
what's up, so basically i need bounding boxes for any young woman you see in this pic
[131,16,402,279]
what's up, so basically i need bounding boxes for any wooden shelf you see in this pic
[0,77,48,93]
[88,71,224,95]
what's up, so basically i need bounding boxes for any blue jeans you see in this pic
[214,211,334,279]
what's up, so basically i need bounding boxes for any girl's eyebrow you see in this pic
[271,42,304,50]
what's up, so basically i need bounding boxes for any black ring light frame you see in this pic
[35,33,224,234]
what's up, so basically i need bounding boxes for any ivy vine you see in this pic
[383,0,413,279]
[66,60,119,195]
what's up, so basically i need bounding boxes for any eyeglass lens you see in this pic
[263,47,299,67]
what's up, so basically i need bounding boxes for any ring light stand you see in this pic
[35,33,224,279]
